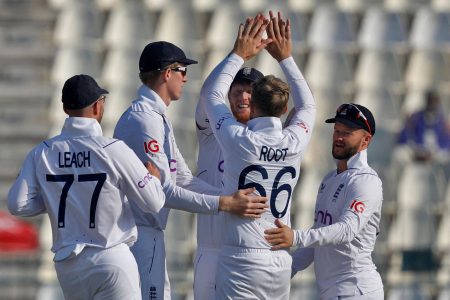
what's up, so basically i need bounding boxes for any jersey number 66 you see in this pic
[238,165,296,218]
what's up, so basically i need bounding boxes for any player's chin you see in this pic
[235,111,250,123]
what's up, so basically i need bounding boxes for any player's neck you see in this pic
[148,84,171,107]
[337,160,348,174]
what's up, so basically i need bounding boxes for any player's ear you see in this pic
[362,132,372,148]
[162,68,171,82]
[92,100,101,115]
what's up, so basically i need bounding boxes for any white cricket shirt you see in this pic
[8,117,165,258]
[202,53,316,249]
[291,150,384,298]
[194,62,227,249]
[114,86,221,230]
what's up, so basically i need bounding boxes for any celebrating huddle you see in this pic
[8,11,384,300]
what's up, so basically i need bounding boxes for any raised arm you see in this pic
[266,11,316,145]
[203,14,271,146]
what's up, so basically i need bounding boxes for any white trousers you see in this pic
[55,243,141,300]
[131,226,171,300]
[326,288,384,300]
[193,247,220,300]
[215,247,292,300]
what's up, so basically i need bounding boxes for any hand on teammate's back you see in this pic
[232,13,272,61]
[265,11,292,62]
[219,187,268,218]
[144,161,161,180]
[264,219,294,250]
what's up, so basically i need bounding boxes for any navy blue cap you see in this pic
[232,67,264,85]
[62,74,108,109]
[325,103,376,135]
[139,41,198,72]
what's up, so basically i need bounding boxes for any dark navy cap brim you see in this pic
[325,117,366,130]
[157,57,198,70]
[178,58,198,65]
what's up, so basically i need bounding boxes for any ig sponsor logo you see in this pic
[350,199,365,213]
[144,140,159,153]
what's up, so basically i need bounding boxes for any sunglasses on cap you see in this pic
[337,103,372,135]
[158,66,187,76]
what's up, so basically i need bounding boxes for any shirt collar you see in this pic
[137,85,167,115]
[60,117,103,138]
[340,149,369,171]
[247,117,283,136]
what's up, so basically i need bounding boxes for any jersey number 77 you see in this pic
[46,173,107,228]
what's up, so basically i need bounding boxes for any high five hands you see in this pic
[232,13,271,60]
[265,11,292,62]
[233,11,292,62]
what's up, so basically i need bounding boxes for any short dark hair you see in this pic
[139,70,160,85]
[139,62,180,85]
[251,75,290,117]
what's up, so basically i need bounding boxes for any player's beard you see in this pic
[231,106,250,124]
[332,143,359,160]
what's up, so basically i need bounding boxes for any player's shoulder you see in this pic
[130,97,161,116]
[352,164,379,179]
[117,107,164,135]
[348,166,382,190]
[322,170,337,182]
[99,137,130,152]
[283,118,313,135]
[27,140,52,158]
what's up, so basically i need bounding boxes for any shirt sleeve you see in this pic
[117,111,220,214]
[280,56,316,149]
[293,173,383,247]
[108,141,165,214]
[173,143,222,195]
[203,53,246,148]
[8,146,46,217]
[195,62,218,133]
[291,247,314,276]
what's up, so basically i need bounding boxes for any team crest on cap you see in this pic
[243,68,252,75]
[338,106,348,116]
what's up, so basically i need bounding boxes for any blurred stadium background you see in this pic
[0,0,449,299]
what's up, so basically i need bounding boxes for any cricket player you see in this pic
[194,66,264,299]
[202,12,316,299]
[265,103,384,299]
[113,41,267,300]
[8,74,165,300]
